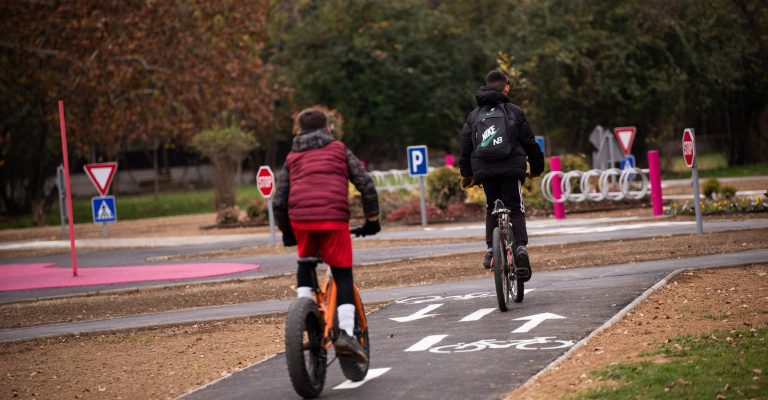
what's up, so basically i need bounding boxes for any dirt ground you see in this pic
[1,228,767,330]
[508,263,768,400]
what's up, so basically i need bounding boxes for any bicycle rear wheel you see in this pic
[338,304,370,381]
[285,297,327,399]
[509,251,524,303]
[493,227,511,311]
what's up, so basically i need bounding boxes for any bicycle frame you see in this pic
[307,261,368,351]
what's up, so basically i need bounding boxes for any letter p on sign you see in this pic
[407,145,428,176]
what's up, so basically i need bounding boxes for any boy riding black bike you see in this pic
[274,107,380,362]
[459,70,544,281]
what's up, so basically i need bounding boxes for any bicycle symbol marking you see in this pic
[428,337,574,353]
[396,292,495,305]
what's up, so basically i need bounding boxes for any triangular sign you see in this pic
[84,162,118,196]
[613,126,636,156]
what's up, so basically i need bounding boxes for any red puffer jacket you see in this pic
[285,131,350,222]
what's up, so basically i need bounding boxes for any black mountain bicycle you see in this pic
[491,199,524,311]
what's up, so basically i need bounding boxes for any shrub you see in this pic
[702,178,721,199]
[386,200,442,224]
[667,196,768,215]
[426,167,465,209]
[216,206,241,225]
[245,198,267,222]
[720,185,737,199]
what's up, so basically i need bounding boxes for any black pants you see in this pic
[482,177,528,249]
[297,262,354,305]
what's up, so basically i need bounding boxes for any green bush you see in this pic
[216,206,240,225]
[702,178,721,199]
[426,167,465,209]
[720,185,737,199]
[245,198,267,222]
[667,196,768,215]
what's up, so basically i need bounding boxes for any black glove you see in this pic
[282,230,297,247]
[529,157,544,177]
[351,219,381,237]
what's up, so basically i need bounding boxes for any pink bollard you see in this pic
[648,150,664,216]
[444,154,455,168]
[550,156,566,220]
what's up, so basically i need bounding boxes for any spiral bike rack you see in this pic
[541,167,650,203]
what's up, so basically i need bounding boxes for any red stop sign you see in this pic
[682,128,696,168]
[256,166,275,198]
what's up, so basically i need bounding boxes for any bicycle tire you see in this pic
[285,297,326,399]
[338,306,370,381]
[504,222,524,303]
[493,227,510,311]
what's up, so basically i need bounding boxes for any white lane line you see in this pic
[333,368,391,390]
[389,304,443,322]
[459,308,496,322]
[512,312,566,333]
[405,335,448,352]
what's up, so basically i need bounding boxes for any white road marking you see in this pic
[389,304,443,322]
[333,368,391,390]
[512,312,566,333]
[459,308,496,322]
[405,335,449,352]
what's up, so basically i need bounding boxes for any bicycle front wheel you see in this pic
[285,297,327,399]
[493,227,511,311]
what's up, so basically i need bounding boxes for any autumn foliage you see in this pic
[0,0,274,214]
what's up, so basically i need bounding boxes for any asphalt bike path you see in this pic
[2,218,767,303]
[179,249,768,400]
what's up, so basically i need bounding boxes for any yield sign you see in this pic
[613,126,636,156]
[84,162,118,196]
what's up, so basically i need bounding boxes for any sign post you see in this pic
[407,145,429,227]
[58,101,78,276]
[682,128,703,234]
[84,162,118,238]
[257,166,277,246]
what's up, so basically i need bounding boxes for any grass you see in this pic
[0,186,265,230]
[572,326,768,399]
[664,152,768,179]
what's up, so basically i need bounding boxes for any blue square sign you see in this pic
[534,136,545,154]
[92,196,117,223]
[407,145,429,176]
[620,154,636,170]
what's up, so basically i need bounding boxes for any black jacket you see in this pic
[459,87,544,182]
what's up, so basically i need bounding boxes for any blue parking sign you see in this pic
[535,136,545,154]
[92,196,117,223]
[407,145,428,176]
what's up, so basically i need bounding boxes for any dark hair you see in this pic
[485,70,509,92]
[297,108,328,132]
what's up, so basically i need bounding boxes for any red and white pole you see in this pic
[647,150,664,216]
[550,156,566,220]
[58,100,78,277]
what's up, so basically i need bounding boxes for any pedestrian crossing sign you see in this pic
[92,196,117,223]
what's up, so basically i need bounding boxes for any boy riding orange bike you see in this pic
[274,107,380,362]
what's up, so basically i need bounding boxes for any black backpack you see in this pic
[471,104,516,161]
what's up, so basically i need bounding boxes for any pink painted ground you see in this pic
[0,263,261,291]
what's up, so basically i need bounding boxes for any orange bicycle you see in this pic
[284,256,370,399]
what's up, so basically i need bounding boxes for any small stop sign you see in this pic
[682,128,696,168]
[256,166,275,198]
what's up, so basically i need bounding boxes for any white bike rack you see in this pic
[541,167,651,203]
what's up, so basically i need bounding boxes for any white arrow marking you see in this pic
[389,304,443,323]
[333,368,391,389]
[405,335,448,352]
[460,308,496,322]
[511,312,566,333]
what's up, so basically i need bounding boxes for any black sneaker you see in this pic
[515,245,532,282]
[334,331,368,363]
[482,248,493,270]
